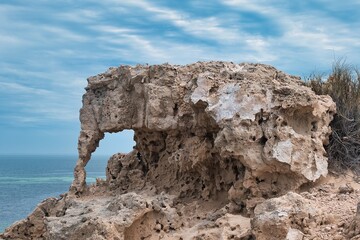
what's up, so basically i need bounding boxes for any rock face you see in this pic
[72,61,335,198]
[0,62,336,240]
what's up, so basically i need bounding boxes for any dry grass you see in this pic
[306,60,360,173]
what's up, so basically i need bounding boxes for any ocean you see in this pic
[0,154,109,232]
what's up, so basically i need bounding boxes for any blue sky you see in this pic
[1,0,360,155]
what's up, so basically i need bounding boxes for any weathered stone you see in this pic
[338,184,354,194]
[71,62,335,200]
[286,228,304,240]
[252,192,319,240]
[345,202,360,239]
[1,62,335,240]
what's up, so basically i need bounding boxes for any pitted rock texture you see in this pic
[72,61,335,200]
[6,175,360,240]
[1,62,338,240]
[252,192,318,240]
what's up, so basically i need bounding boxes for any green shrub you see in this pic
[305,60,360,173]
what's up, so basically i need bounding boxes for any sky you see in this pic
[0,0,360,155]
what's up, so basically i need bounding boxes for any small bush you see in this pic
[306,60,360,173]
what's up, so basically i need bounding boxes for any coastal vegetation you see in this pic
[306,60,360,173]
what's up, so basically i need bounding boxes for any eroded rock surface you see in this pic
[252,192,318,240]
[1,62,336,240]
[73,61,335,198]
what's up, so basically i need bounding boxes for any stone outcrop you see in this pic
[72,61,335,199]
[1,61,336,240]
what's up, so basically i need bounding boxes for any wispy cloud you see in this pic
[54,9,102,23]
[40,25,89,42]
[102,0,241,43]
[0,79,81,124]
[221,0,275,14]
[220,0,360,48]
[0,82,52,95]
[219,0,360,72]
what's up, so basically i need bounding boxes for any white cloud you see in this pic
[40,25,89,42]
[0,82,52,95]
[0,35,25,46]
[95,25,136,34]
[103,0,241,43]
[314,0,360,10]
[221,0,276,14]
[89,0,283,64]
[219,0,360,69]
[55,9,101,23]
[92,25,168,61]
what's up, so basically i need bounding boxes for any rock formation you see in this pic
[1,62,337,240]
[252,192,319,240]
[73,61,335,197]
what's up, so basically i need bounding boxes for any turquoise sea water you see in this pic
[0,155,109,232]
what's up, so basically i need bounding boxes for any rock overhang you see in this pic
[71,61,336,200]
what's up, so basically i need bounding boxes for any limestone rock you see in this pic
[215,214,252,239]
[286,228,304,240]
[0,62,335,240]
[71,61,335,200]
[252,192,318,240]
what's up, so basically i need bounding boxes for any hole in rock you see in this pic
[86,130,135,183]
[255,177,264,183]
[173,103,179,116]
[259,136,268,145]
[311,121,318,131]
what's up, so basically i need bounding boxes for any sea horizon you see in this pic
[0,154,110,232]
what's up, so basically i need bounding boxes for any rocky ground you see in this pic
[1,62,359,239]
[298,172,360,240]
[2,171,360,239]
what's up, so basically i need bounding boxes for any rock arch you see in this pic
[70,62,335,202]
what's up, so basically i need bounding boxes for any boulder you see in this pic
[252,192,318,240]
